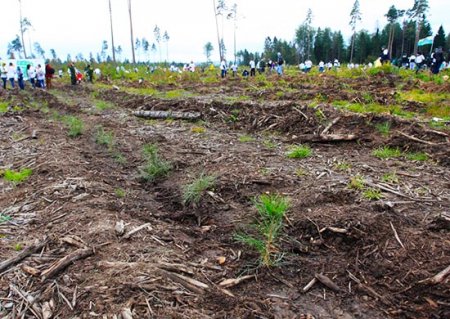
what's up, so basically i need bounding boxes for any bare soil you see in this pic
[1,75,449,319]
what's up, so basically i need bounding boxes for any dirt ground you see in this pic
[0,74,449,319]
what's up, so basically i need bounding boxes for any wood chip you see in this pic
[218,275,254,288]
[315,273,341,292]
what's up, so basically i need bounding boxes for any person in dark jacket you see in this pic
[17,66,25,90]
[45,63,55,89]
[69,63,76,85]
[85,64,94,83]
[431,48,444,74]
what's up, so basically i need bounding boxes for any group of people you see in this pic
[219,52,285,79]
[399,48,448,74]
[0,62,54,90]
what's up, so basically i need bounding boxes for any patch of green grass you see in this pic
[295,168,309,177]
[235,194,290,267]
[382,172,399,184]
[95,126,115,151]
[114,188,126,198]
[406,152,428,161]
[262,139,276,149]
[140,144,171,182]
[0,102,9,113]
[164,89,194,99]
[3,168,33,184]
[238,134,255,143]
[363,188,383,200]
[372,146,402,159]
[334,161,351,171]
[94,99,115,111]
[0,214,12,224]
[191,126,206,134]
[227,109,240,123]
[348,175,365,190]
[286,145,312,159]
[182,174,216,205]
[13,243,23,251]
[375,122,391,136]
[62,115,84,138]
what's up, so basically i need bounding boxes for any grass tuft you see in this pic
[375,122,391,136]
[3,168,33,184]
[235,194,289,267]
[406,152,428,161]
[348,175,365,190]
[140,144,171,182]
[62,115,84,137]
[363,188,383,200]
[182,174,216,205]
[372,146,402,159]
[286,145,312,159]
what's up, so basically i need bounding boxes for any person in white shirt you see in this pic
[334,59,340,69]
[36,64,45,88]
[318,61,325,72]
[7,63,16,88]
[189,61,196,72]
[220,59,227,78]
[409,55,416,70]
[415,52,425,73]
[27,64,36,88]
[231,63,237,77]
[299,63,305,73]
[249,59,256,76]
[304,59,313,73]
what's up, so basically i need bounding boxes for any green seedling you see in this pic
[295,168,309,177]
[286,145,312,159]
[95,126,115,150]
[191,126,206,134]
[372,146,402,159]
[140,144,171,182]
[334,161,351,171]
[363,188,383,200]
[114,188,126,198]
[375,122,391,136]
[182,174,216,205]
[406,152,428,161]
[235,194,290,267]
[348,175,365,190]
[239,135,255,143]
[62,115,84,137]
[382,172,399,184]
[0,214,12,224]
[13,243,23,251]
[262,139,276,149]
[3,168,33,184]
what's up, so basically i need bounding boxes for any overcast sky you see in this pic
[1,0,448,63]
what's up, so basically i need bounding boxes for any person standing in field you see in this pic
[7,63,16,88]
[85,64,94,83]
[1,63,7,89]
[220,59,227,78]
[27,64,36,88]
[17,66,25,90]
[249,59,256,76]
[45,63,55,89]
[36,64,45,88]
[69,63,77,85]
[276,52,284,75]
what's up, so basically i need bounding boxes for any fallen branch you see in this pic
[41,248,94,280]
[218,275,254,288]
[132,110,202,120]
[398,131,443,146]
[161,270,209,294]
[302,277,317,293]
[419,265,450,284]
[321,117,341,135]
[0,238,49,273]
[292,134,357,143]
[390,222,405,249]
[315,274,341,292]
[122,223,152,240]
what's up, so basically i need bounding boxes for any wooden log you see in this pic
[132,110,202,120]
[0,238,49,273]
[41,248,94,280]
[292,134,357,143]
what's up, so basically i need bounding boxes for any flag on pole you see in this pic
[418,36,433,46]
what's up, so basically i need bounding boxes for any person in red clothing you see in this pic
[45,63,55,89]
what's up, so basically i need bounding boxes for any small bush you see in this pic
[239,135,255,143]
[286,145,312,159]
[382,172,399,184]
[348,175,365,190]
[334,161,351,171]
[406,152,428,161]
[372,146,402,159]
[235,194,290,267]
[375,122,391,136]
[182,174,216,205]
[140,144,171,182]
[3,168,33,184]
[363,188,383,200]
[0,214,12,224]
[62,116,84,138]
[95,126,115,150]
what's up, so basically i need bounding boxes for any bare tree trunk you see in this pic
[350,32,355,63]
[18,0,27,58]
[414,20,421,55]
[213,0,222,61]
[401,21,406,55]
[388,24,394,59]
[128,0,136,64]
[108,0,116,62]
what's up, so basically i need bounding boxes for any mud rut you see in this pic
[0,78,449,319]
